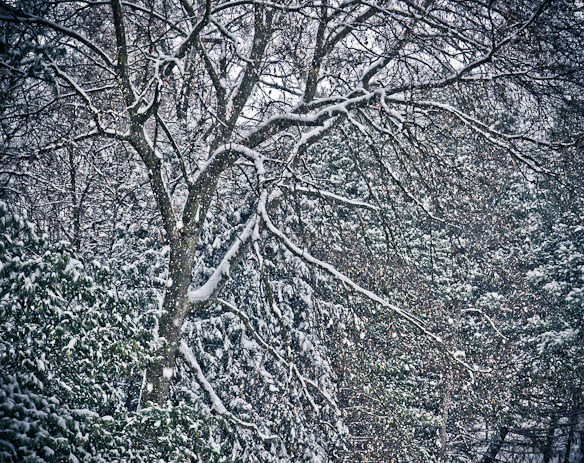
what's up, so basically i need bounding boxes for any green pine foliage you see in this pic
[0,203,222,462]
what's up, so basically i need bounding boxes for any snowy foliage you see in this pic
[0,204,223,462]
[0,0,583,461]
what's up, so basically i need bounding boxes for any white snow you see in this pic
[64,337,77,350]
[188,216,259,302]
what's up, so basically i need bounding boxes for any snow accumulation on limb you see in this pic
[258,200,485,377]
[278,184,379,212]
[179,340,279,442]
[217,144,266,170]
[462,309,508,340]
[190,143,265,190]
[47,61,109,132]
[34,61,126,145]
[209,16,250,62]
[240,89,375,148]
[284,116,339,171]
[257,198,441,342]
[216,298,338,414]
[39,130,102,154]
[188,214,260,303]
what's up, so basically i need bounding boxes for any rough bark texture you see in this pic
[143,236,198,404]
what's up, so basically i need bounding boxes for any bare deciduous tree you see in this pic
[0,0,581,424]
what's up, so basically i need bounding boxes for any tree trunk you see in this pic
[68,149,82,250]
[543,414,558,463]
[142,235,198,404]
[564,426,572,463]
[439,367,452,462]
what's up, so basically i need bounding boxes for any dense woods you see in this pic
[1,0,583,461]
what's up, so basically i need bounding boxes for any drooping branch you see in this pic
[179,340,279,442]
[278,183,380,212]
[259,201,441,342]
[216,298,338,412]
[188,214,260,304]
[405,98,552,173]
[345,112,450,224]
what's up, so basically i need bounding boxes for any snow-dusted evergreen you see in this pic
[1,0,583,461]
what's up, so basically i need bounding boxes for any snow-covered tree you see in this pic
[1,0,583,459]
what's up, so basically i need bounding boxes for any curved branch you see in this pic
[258,196,441,342]
[0,2,115,69]
[180,340,279,441]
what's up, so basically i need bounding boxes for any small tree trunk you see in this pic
[543,414,558,463]
[579,431,584,463]
[68,149,82,250]
[143,236,197,404]
[439,366,452,462]
[564,427,573,463]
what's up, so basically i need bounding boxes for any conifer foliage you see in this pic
[0,0,583,460]
[0,203,224,462]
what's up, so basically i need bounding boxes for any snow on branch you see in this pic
[216,298,338,414]
[278,183,379,212]
[462,309,508,340]
[46,60,116,138]
[190,143,265,192]
[258,207,485,377]
[240,89,375,148]
[188,214,260,303]
[179,340,279,442]
[257,198,440,342]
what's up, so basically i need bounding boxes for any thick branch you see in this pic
[227,4,274,128]
[110,0,136,105]
[129,128,176,236]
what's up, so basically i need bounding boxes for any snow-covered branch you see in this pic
[462,309,508,340]
[216,298,338,413]
[278,183,379,212]
[257,197,441,343]
[188,215,260,304]
[179,340,279,442]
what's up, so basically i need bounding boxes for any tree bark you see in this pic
[564,426,572,463]
[543,414,558,463]
[142,234,198,404]
[439,366,452,462]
